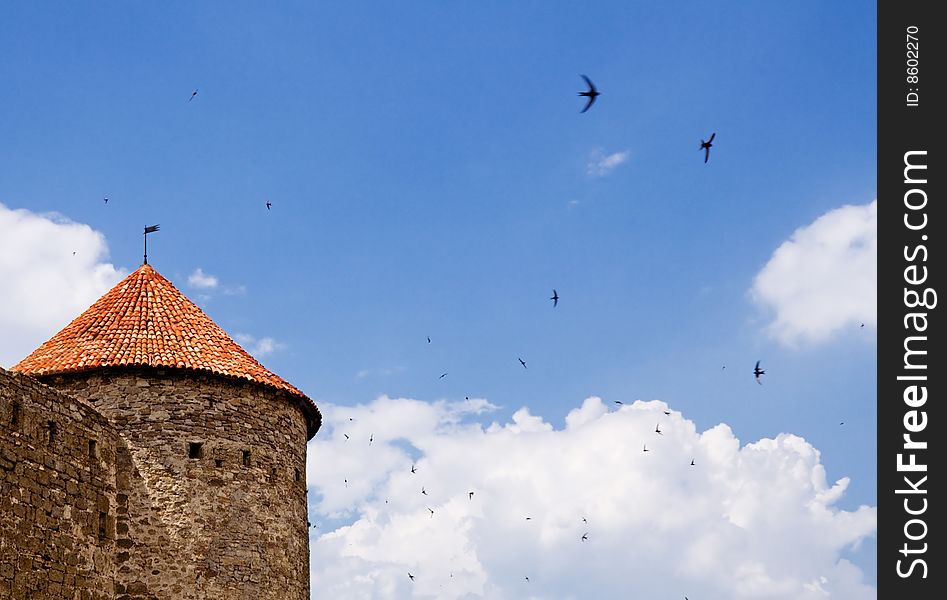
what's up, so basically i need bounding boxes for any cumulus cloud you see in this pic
[187,267,219,290]
[0,204,126,368]
[586,149,630,177]
[307,396,876,600]
[234,333,283,358]
[751,200,876,346]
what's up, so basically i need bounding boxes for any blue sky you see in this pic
[1,2,876,597]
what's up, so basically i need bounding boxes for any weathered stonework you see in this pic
[42,368,311,600]
[0,367,118,600]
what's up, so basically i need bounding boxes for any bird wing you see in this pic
[755,361,761,369]
[708,132,716,143]
[704,147,710,163]
[581,74,596,92]
[581,95,596,113]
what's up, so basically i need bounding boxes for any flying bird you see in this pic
[518,358,527,369]
[421,487,428,495]
[655,424,662,435]
[428,507,435,518]
[469,491,475,500]
[427,336,431,343]
[614,401,623,405]
[754,360,765,384]
[408,573,415,581]
[860,323,865,328]
[643,444,649,452]
[525,576,530,582]
[700,132,716,163]
[581,532,589,541]
[550,289,559,307]
[266,201,272,210]
[439,373,448,379]
[664,411,671,416]
[344,478,348,487]
[188,89,198,102]
[343,434,349,441]
[411,465,417,474]
[103,198,109,204]
[690,459,695,466]
[582,517,588,524]
[525,517,532,521]
[578,75,600,113]
[369,434,373,445]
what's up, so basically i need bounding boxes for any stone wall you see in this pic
[0,367,118,600]
[43,368,310,600]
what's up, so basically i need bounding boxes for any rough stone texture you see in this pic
[0,367,118,600]
[42,367,310,600]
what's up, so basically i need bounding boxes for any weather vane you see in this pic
[143,224,160,264]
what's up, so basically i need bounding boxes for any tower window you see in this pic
[89,439,98,460]
[188,442,204,459]
[98,511,107,539]
[215,459,224,468]
[47,421,57,445]
[242,450,251,467]
[294,468,301,482]
[10,402,20,427]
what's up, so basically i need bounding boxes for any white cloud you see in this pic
[307,396,876,600]
[0,204,126,368]
[234,333,283,358]
[586,150,630,177]
[187,267,219,290]
[751,200,876,346]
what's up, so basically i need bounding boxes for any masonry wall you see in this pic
[0,367,118,600]
[44,368,310,600]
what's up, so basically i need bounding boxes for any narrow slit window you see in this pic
[10,402,20,427]
[88,439,98,460]
[188,442,204,459]
[47,421,57,445]
[242,450,251,467]
[98,512,107,538]
[294,468,301,482]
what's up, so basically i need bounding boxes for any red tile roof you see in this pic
[13,263,320,435]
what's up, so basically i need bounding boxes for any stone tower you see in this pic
[12,263,321,599]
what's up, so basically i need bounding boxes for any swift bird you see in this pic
[582,517,588,524]
[525,576,530,582]
[700,132,716,163]
[427,336,431,343]
[266,201,272,210]
[525,517,532,521]
[188,89,198,102]
[369,434,373,446]
[578,75,600,113]
[581,532,589,541]
[518,357,527,369]
[428,507,435,518]
[690,459,695,466]
[343,434,349,441]
[643,444,649,452]
[103,198,109,204]
[408,573,415,581]
[614,401,623,405]
[655,424,662,435]
[439,373,448,379]
[664,411,671,416]
[754,360,765,384]
[421,487,428,496]
[411,465,417,474]
[469,491,475,500]
[550,289,559,307]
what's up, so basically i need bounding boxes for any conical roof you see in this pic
[13,263,320,435]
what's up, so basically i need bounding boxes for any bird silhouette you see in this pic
[266,201,272,210]
[582,517,588,524]
[700,132,716,163]
[343,434,349,441]
[578,75,600,113]
[860,323,865,328]
[518,358,527,369]
[690,459,695,466]
[427,336,431,343]
[188,89,198,102]
[581,532,589,541]
[369,434,373,445]
[614,401,623,405]
[754,360,765,384]
[439,373,448,379]
[428,507,435,518]
[550,289,559,307]
[421,487,428,495]
[664,411,671,416]
[525,517,532,521]
[408,573,415,581]
[643,444,649,452]
[469,491,474,500]
[525,576,530,582]
[655,424,662,435]
[411,465,417,474]
[103,198,109,204]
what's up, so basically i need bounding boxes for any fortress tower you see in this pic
[7,263,321,599]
